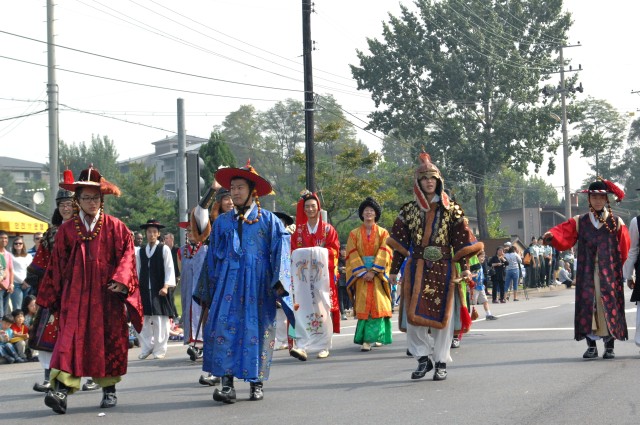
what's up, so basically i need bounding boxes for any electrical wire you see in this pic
[0,54,284,102]
[59,103,176,133]
[0,109,48,122]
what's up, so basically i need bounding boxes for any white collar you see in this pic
[79,209,101,231]
[145,240,160,257]
[233,201,256,217]
[589,209,609,229]
[307,220,320,234]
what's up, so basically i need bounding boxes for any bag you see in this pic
[28,307,59,352]
[523,251,532,266]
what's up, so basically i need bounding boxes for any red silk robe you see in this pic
[293,221,341,333]
[37,214,143,378]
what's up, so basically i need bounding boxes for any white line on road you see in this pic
[540,305,560,310]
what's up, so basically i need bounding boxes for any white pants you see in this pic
[406,318,454,364]
[139,315,171,356]
[275,308,288,347]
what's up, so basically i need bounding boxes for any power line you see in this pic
[0,54,283,102]
[59,103,176,133]
[0,109,48,122]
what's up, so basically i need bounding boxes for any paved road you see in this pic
[3,286,640,425]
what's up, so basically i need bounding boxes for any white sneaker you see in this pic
[317,349,330,359]
[138,352,151,360]
[361,343,372,352]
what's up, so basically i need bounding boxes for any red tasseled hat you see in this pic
[59,164,121,197]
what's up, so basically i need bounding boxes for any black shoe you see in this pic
[583,347,598,359]
[213,376,236,404]
[249,382,263,401]
[603,348,615,359]
[44,389,67,414]
[100,386,117,408]
[410,356,433,379]
[406,349,413,357]
[199,374,221,386]
[82,379,100,391]
[433,362,447,381]
[451,338,460,349]
[33,381,51,393]
[187,346,203,361]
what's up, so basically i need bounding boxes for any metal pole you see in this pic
[302,0,315,192]
[177,98,187,247]
[560,46,571,221]
[46,0,59,214]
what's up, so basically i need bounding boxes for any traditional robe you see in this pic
[548,212,629,341]
[346,224,393,345]
[180,243,207,343]
[387,200,482,331]
[202,207,290,381]
[37,214,143,378]
[293,219,341,333]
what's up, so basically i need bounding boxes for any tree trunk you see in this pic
[475,176,489,240]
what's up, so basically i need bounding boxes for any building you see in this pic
[118,134,209,196]
[0,156,49,191]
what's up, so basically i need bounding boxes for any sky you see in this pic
[0,0,638,196]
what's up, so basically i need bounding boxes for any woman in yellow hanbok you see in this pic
[346,197,393,351]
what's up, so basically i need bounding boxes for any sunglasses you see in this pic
[13,242,23,245]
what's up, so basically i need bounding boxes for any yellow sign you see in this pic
[0,211,49,233]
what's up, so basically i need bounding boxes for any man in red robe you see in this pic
[37,166,143,414]
[289,191,340,360]
[544,178,629,359]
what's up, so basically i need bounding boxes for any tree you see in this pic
[198,130,236,185]
[109,163,177,236]
[57,135,119,180]
[351,0,571,239]
[570,97,628,181]
[221,105,264,165]
[0,170,19,200]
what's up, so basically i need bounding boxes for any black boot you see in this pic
[410,356,433,380]
[44,381,69,414]
[603,337,615,359]
[433,362,447,381]
[213,376,236,404]
[33,380,51,393]
[100,385,117,408]
[199,373,221,386]
[249,381,264,401]
[583,338,598,359]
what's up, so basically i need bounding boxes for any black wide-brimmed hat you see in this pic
[273,211,294,227]
[140,219,166,230]
[358,197,382,222]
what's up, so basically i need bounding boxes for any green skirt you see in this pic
[353,317,392,345]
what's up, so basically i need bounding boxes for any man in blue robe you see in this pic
[195,160,291,404]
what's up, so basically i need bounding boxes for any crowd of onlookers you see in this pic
[0,231,42,365]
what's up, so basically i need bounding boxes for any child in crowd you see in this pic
[1,314,25,363]
[10,309,29,360]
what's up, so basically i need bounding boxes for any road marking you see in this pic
[540,305,560,310]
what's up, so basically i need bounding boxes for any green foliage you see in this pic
[109,163,177,235]
[570,97,628,182]
[58,135,120,180]
[0,170,19,199]
[198,130,236,185]
[350,0,571,238]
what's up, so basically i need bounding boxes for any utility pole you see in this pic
[177,98,187,247]
[542,43,582,220]
[559,45,571,222]
[46,0,59,214]
[302,0,315,192]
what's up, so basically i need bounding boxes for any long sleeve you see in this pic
[623,217,638,280]
[548,217,579,252]
[161,245,176,287]
[617,218,630,266]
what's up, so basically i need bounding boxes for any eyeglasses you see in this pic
[13,242,23,245]
[79,196,101,203]
[58,201,74,209]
